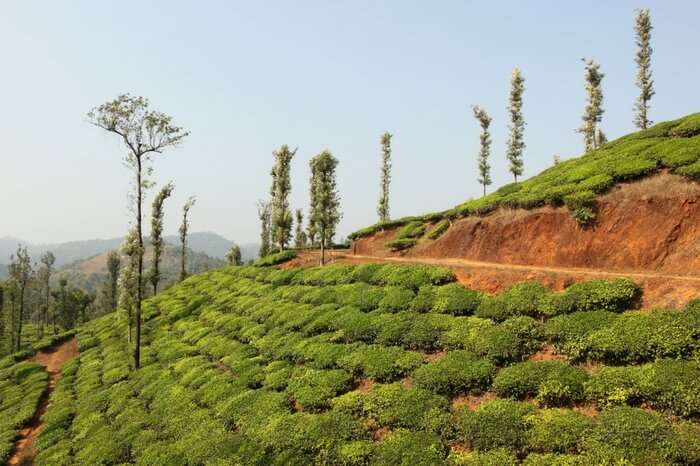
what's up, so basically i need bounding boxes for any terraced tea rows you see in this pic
[34,264,700,465]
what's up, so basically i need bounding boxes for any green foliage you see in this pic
[525,409,593,454]
[372,429,446,466]
[476,282,551,320]
[414,351,495,397]
[254,250,297,267]
[433,283,482,316]
[363,383,449,430]
[428,220,451,240]
[459,399,535,453]
[286,367,353,411]
[385,238,417,251]
[493,361,588,406]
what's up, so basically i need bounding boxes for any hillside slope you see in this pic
[14,264,700,465]
[350,114,700,276]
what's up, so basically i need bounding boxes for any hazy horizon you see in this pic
[3,1,699,245]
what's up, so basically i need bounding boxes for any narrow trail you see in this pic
[347,253,700,283]
[7,338,79,466]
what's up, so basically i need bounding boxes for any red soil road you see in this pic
[8,338,79,466]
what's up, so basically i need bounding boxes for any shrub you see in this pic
[372,429,446,466]
[476,316,544,364]
[286,368,353,411]
[396,221,426,239]
[364,383,449,430]
[459,399,535,453]
[448,448,518,465]
[413,351,494,397]
[254,250,297,267]
[544,311,619,360]
[428,220,450,240]
[338,346,422,382]
[669,113,700,137]
[583,366,640,408]
[411,286,437,313]
[386,238,417,251]
[433,283,482,316]
[378,287,416,313]
[493,361,588,406]
[561,278,641,313]
[525,409,593,454]
[476,282,551,320]
[376,265,455,290]
[583,407,681,464]
[563,191,597,225]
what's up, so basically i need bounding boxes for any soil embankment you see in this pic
[8,338,79,466]
[345,175,700,308]
[353,175,700,276]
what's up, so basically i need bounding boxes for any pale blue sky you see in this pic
[2,1,699,245]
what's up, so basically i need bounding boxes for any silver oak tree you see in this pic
[377,131,392,222]
[309,151,342,266]
[472,106,492,196]
[506,68,525,182]
[149,182,174,294]
[634,8,654,130]
[578,59,605,152]
[88,94,189,369]
[179,196,196,282]
[270,145,296,250]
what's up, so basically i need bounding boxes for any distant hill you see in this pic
[54,243,226,295]
[0,232,258,277]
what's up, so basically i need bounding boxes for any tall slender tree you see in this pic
[506,68,526,182]
[294,209,307,248]
[309,151,342,266]
[9,245,33,352]
[179,196,196,282]
[377,131,392,222]
[119,228,141,343]
[88,94,189,369]
[634,8,654,130]
[578,59,605,152]
[105,250,121,313]
[149,182,174,294]
[472,106,492,196]
[38,251,55,338]
[257,200,272,258]
[225,245,242,266]
[270,145,296,250]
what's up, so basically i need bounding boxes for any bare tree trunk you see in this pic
[135,156,143,369]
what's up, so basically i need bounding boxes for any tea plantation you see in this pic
[22,263,700,465]
[351,112,700,243]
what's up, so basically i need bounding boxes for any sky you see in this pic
[2,1,699,245]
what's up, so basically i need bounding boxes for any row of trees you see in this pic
[0,246,94,354]
[471,9,654,196]
[259,147,342,266]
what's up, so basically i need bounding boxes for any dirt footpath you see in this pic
[8,338,79,466]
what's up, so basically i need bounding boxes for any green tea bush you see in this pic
[338,345,422,381]
[433,283,482,316]
[254,250,297,267]
[396,220,426,240]
[411,285,437,312]
[448,448,518,466]
[363,382,449,430]
[372,429,446,466]
[493,361,588,406]
[476,282,551,320]
[286,367,353,411]
[373,264,455,290]
[378,287,416,312]
[386,238,417,251]
[583,407,682,464]
[428,220,451,240]
[414,351,495,397]
[525,409,593,454]
[459,399,535,453]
